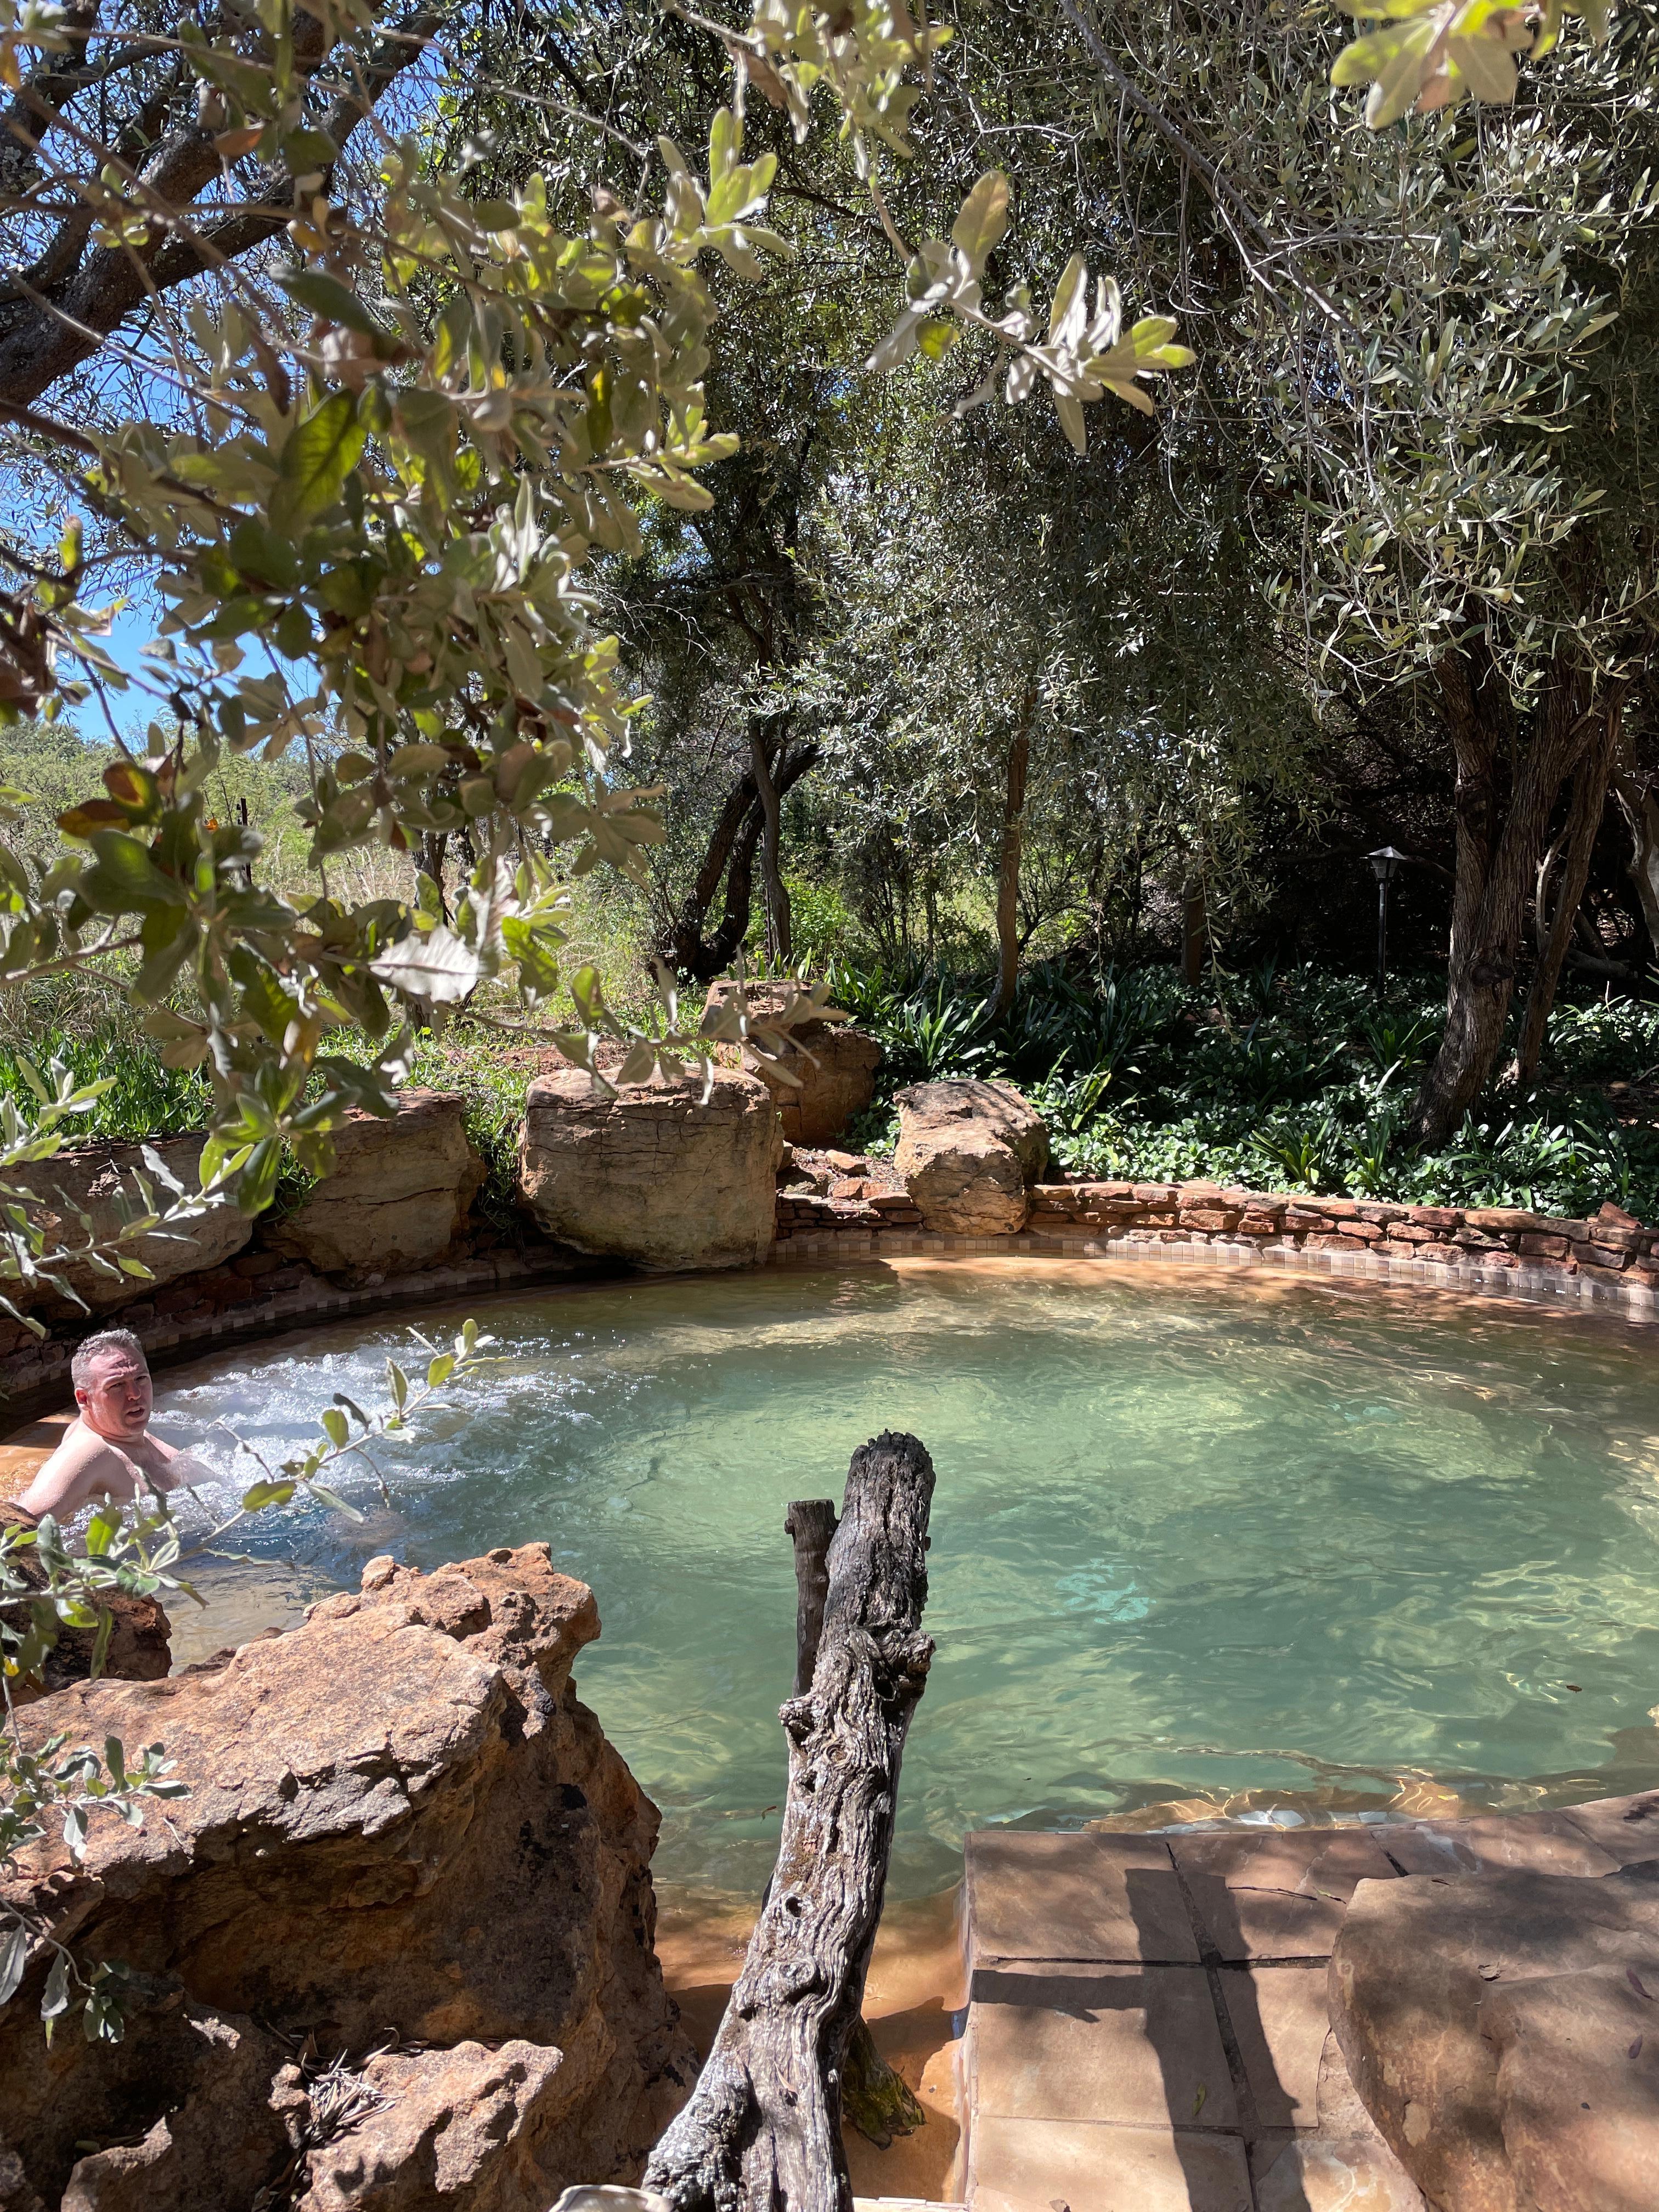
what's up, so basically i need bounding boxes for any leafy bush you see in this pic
[834,955,1659,1217]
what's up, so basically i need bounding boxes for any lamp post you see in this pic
[1367,847,1406,999]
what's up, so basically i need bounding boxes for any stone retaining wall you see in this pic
[7,1146,1655,1426]
[771,1178,1659,1320]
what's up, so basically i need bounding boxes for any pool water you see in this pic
[155,1259,1659,1896]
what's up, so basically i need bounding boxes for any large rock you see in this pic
[893,1079,1049,1235]
[8,1135,251,1317]
[266,1091,484,1280]
[1330,1855,1659,2212]
[517,1063,781,1271]
[0,1544,696,2212]
[702,982,882,1148]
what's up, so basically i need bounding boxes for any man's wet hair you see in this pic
[70,1328,148,1392]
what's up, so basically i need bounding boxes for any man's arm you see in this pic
[129,1432,216,1492]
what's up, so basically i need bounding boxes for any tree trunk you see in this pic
[1181,880,1207,986]
[783,1498,837,1699]
[752,720,793,968]
[1411,637,1600,1147]
[1510,689,1627,1087]
[994,692,1035,1015]
[643,1432,936,2212]
[662,746,820,983]
[1614,769,1659,961]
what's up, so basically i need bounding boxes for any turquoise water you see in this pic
[156,1261,1659,1895]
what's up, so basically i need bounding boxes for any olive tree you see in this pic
[0,0,1194,2040]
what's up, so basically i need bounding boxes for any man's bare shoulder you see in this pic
[15,1420,133,1518]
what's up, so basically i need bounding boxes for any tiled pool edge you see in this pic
[765,1223,1659,1323]
[4,1195,1651,1442]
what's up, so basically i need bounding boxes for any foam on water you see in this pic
[154,1260,1659,1893]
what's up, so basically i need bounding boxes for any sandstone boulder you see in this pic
[265,1091,485,1281]
[8,1135,251,1317]
[517,1064,781,1271]
[893,1080,1049,1235]
[0,1544,696,2212]
[1330,1852,1659,2212]
[702,982,882,1147]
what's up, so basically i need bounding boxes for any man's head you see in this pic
[71,1328,152,1441]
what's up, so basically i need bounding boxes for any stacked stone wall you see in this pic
[771,1178,1659,1318]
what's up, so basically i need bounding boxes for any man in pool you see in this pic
[14,1328,213,1521]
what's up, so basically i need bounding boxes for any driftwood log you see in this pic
[783,1497,838,1697]
[781,1496,927,2151]
[639,1431,937,2212]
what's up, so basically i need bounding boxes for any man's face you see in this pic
[77,1352,153,1441]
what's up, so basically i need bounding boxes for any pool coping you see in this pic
[765,1223,1659,1323]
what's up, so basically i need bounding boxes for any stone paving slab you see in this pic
[968,1963,1237,2130]
[1555,1786,1659,1863]
[1377,1806,1623,1878]
[1169,1829,1401,1963]
[1215,1967,1329,2129]
[964,1830,1198,1965]
[1248,2132,1426,2211]
[961,1821,1436,2211]
[966,2115,1253,2212]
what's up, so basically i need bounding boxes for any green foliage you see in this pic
[837,952,1659,1217]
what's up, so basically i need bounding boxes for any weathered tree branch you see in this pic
[782,1496,928,2155]
[0,3,448,409]
[641,1432,936,2212]
[784,1498,838,1699]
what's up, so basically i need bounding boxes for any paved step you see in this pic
[959,1824,1427,2212]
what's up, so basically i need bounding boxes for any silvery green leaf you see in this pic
[370,926,481,1005]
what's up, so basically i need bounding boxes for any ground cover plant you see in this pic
[832,957,1659,1222]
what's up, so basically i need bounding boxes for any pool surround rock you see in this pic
[517,1060,783,1272]
[264,1089,486,1282]
[703,980,883,1147]
[0,1543,696,2211]
[893,1080,1049,1235]
[4,1133,253,1318]
[1,1501,171,1700]
[1330,1830,1659,2212]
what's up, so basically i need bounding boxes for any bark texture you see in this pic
[783,1498,837,1699]
[751,719,793,966]
[1614,769,1659,960]
[1413,631,1614,1145]
[1511,689,1627,1085]
[660,744,820,984]
[0,4,444,410]
[781,1498,926,2151]
[994,697,1034,1016]
[643,1432,937,2212]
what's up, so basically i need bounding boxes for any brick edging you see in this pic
[769,1177,1659,1324]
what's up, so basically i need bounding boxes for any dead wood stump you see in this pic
[640,1430,936,2212]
